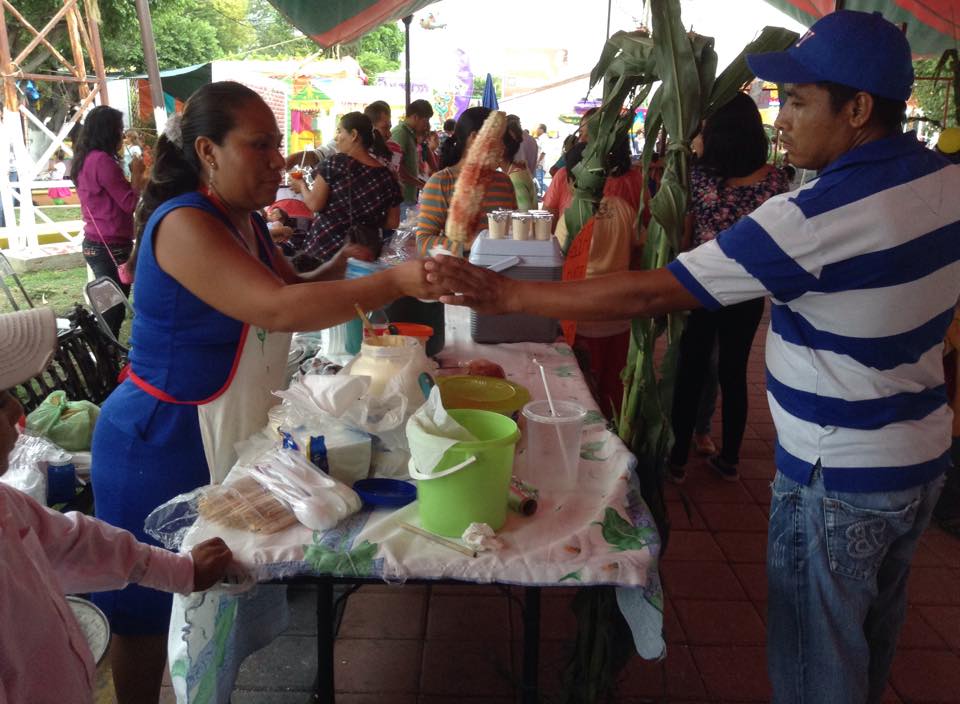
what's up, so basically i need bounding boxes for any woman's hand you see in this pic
[390,259,449,300]
[424,255,516,314]
[190,537,233,591]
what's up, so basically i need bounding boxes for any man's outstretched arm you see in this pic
[424,256,702,321]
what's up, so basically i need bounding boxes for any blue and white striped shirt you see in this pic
[669,132,960,492]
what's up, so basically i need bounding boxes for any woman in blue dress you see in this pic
[90,81,440,703]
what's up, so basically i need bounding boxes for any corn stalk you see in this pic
[558,3,797,702]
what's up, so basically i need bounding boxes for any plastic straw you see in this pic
[533,356,558,416]
[354,304,375,336]
[532,357,574,477]
[399,522,477,558]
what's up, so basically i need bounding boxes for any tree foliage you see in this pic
[8,0,405,83]
[244,0,316,59]
[7,0,253,73]
[343,23,405,79]
[913,57,957,127]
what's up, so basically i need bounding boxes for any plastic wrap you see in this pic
[378,228,418,266]
[0,432,72,503]
[145,445,361,550]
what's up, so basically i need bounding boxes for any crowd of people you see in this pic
[6,8,960,704]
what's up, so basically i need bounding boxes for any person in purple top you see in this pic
[72,106,145,335]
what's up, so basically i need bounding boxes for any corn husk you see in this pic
[446,110,508,245]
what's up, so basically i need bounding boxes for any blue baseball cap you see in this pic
[746,10,914,101]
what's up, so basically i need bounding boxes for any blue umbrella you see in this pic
[481,73,499,110]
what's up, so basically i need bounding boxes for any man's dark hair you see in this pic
[364,100,390,122]
[406,100,434,119]
[538,123,547,133]
[817,81,906,134]
[443,118,456,132]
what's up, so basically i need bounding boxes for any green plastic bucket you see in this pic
[409,409,520,537]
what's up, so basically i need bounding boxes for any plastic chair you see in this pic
[0,250,34,310]
[84,276,133,351]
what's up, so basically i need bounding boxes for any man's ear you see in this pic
[849,92,875,129]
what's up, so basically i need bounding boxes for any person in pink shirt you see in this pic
[72,106,146,336]
[0,307,233,704]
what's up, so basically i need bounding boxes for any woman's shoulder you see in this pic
[146,192,215,231]
[426,168,457,188]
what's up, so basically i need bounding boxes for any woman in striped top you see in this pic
[416,107,518,255]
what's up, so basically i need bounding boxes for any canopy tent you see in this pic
[761,0,959,55]
[267,0,440,47]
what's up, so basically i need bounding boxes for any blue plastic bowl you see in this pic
[353,478,417,508]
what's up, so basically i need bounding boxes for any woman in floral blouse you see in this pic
[291,112,402,271]
[668,93,790,484]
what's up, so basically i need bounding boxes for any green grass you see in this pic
[1,264,132,344]
[1,266,89,315]
[13,206,81,222]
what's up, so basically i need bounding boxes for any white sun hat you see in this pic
[0,308,57,389]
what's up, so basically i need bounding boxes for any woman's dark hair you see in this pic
[504,121,523,163]
[564,141,588,182]
[699,92,768,178]
[564,134,631,185]
[440,107,519,169]
[440,106,490,168]
[340,111,390,161]
[129,81,263,274]
[70,105,123,183]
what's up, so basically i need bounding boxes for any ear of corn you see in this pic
[446,110,508,246]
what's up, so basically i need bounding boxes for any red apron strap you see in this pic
[127,324,250,405]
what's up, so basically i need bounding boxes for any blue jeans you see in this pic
[767,467,945,703]
[535,166,546,197]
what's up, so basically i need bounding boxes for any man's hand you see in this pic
[390,259,451,301]
[190,537,233,591]
[424,256,517,315]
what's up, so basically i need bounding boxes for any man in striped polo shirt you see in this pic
[426,11,960,702]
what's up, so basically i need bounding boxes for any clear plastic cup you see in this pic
[487,210,510,239]
[530,210,553,240]
[521,400,587,488]
[511,212,533,240]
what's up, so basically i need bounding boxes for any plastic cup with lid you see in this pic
[520,400,586,489]
[511,212,533,240]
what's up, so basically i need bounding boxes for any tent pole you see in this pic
[403,15,413,108]
[606,0,612,39]
[134,0,167,132]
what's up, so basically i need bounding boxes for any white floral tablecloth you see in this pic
[167,308,664,704]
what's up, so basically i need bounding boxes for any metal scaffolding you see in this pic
[0,0,108,251]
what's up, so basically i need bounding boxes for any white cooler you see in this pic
[467,231,564,344]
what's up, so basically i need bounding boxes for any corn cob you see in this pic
[446,110,508,245]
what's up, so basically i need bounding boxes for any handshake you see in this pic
[411,254,517,315]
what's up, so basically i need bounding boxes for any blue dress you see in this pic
[91,191,279,635]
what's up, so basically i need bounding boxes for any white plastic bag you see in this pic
[146,445,361,550]
[0,432,72,503]
[274,375,424,478]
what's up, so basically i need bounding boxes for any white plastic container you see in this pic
[347,335,430,399]
[468,232,563,343]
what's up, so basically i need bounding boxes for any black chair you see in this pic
[12,305,126,414]
[84,276,133,351]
